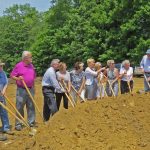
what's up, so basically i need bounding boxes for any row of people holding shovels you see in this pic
[41,58,134,121]
[39,49,150,123]
[0,49,150,141]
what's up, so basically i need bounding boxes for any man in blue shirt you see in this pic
[0,60,13,141]
[140,49,150,91]
[42,59,65,121]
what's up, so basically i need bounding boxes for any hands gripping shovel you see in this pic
[59,81,75,107]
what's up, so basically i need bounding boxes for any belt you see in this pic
[42,86,55,91]
[18,86,33,89]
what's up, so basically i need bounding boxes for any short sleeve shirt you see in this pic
[70,70,85,90]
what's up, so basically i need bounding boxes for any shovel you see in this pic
[0,101,37,136]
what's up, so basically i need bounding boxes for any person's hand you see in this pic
[67,88,71,93]
[61,88,66,93]
[100,67,106,72]
[59,76,64,81]
[17,76,23,80]
[124,71,127,74]
[147,77,150,81]
[141,68,144,74]
[1,90,5,96]
[78,90,82,95]
[110,81,114,86]
[105,77,108,81]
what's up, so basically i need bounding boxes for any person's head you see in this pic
[50,59,60,70]
[122,60,130,69]
[59,62,67,72]
[22,51,32,64]
[74,62,84,71]
[107,60,115,68]
[0,60,5,71]
[87,58,95,68]
[146,49,150,59]
[95,62,102,71]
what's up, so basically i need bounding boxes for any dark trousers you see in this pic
[42,87,58,121]
[56,93,68,110]
[120,80,133,94]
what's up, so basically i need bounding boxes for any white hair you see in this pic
[50,59,60,66]
[122,60,130,66]
[95,62,102,66]
[22,51,31,60]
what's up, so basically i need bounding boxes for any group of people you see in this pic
[0,48,150,141]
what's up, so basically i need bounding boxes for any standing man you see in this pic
[0,60,13,140]
[140,49,150,92]
[42,59,64,121]
[11,51,36,131]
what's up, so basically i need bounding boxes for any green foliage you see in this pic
[0,4,41,73]
[0,1,150,75]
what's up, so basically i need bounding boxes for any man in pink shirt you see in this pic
[11,51,36,131]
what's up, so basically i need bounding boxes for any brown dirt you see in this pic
[0,77,150,150]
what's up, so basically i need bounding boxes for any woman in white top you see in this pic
[119,60,133,94]
[56,62,71,110]
[85,58,103,100]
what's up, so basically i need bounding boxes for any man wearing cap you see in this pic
[140,49,150,92]
[11,51,36,131]
[0,60,13,140]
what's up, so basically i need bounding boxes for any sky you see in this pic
[0,0,51,16]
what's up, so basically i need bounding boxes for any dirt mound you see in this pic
[0,78,150,150]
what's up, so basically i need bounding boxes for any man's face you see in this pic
[54,62,60,70]
[25,53,32,64]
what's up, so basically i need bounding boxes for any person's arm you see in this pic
[78,77,86,95]
[66,73,71,92]
[50,72,63,92]
[111,69,119,84]
[67,81,71,93]
[140,56,145,73]
[119,67,126,79]
[128,67,133,81]
[101,69,108,83]
[1,73,8,95]
[100,73,107,84]
[10,65,23,81]
[86,67,98,76]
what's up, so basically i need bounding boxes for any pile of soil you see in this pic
[0,78,150,150]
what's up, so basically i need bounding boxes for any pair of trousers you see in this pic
[56,93,68,110]
[120,80,133,94]
[15,87,35,127]
[42,87,58,121]
[144,73,150,92]
[0,96,10,131]
[106,81,119,96]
